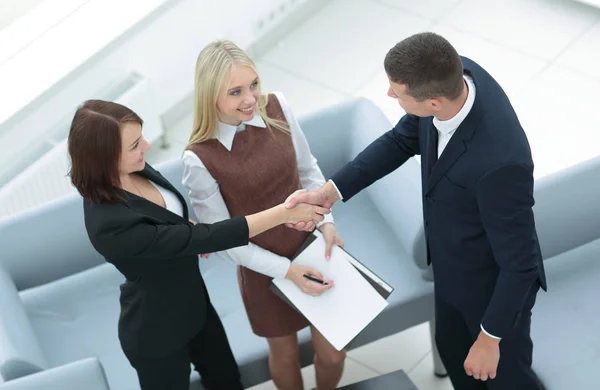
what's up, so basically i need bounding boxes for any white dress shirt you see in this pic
[432,76,476,157]
[182,91,334,280]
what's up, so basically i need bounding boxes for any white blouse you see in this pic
[181,91,334,280]
[149,180,184,218]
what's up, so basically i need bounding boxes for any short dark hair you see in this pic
[384,32,464,102]
[68,100,143,203]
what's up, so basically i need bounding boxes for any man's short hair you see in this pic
[384,32,464,102]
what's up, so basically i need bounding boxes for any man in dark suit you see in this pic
[286,32,547,389]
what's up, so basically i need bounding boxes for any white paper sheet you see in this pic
[272,230,389,350]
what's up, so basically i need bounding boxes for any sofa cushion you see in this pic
[0,358,109,390]
[0,266,47,382]
[532,237,600,390]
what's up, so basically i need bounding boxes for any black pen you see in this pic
[303,273,328,285]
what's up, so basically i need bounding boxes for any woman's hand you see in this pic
[279,203,330,225]
[319,223,344,260]
[285,264,333,296]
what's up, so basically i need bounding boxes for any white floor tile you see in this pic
[441,0,600,60]
[348,322,433,376]
[557,19,600,79]
[256,62,349,118]
[335,358,382,388]
[263,0,432,94]
[354,70,405,124]
[246,358,380,390]
[374,0,464,21]
[511,64,600,179]
[408,352,454,390]
[430,24,548,100]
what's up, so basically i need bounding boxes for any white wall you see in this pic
[0,0,314,187]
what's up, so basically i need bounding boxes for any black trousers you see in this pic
[434,285,543,390]
[125,303,243,390]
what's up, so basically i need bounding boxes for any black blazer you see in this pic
[331,57,547,339]
[84,164,249,357]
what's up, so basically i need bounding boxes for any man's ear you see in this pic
[429,97,444,112]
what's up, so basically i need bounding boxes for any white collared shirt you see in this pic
[433,75,476,157]
[182,91,334,280]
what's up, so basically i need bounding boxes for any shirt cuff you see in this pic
[272,259,292,280]
[247,247,291,280]
[316,211,334,228]
[328,179,343,201]
[480,324,501,340]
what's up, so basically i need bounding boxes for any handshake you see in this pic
[281,181,341,231]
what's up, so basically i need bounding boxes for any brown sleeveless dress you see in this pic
[187,95,310,337]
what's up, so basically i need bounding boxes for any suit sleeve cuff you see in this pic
[227,215,250,246]
[480,324,502,340]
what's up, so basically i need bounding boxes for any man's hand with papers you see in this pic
[285,264,334,296]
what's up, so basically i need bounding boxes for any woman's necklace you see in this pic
[131,177,144,198]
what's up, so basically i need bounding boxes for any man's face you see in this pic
[387,78,435,117]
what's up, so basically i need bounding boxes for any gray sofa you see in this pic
[0,98,439,390]
[0,97,598,390]
[530,156,600,390]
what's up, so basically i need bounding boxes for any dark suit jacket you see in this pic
[84,164,249,357]
[331,57,547,338]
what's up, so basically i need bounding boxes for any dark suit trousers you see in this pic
[434,285,542,390]
[125,302,243,390]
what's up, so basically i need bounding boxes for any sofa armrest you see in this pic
[0,194,105,291]
[0,358,109,390]
[533,155,600,260]
[0,265,47,382]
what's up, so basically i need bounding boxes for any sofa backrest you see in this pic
[533,155,600,260]
[299,98,427,269]
[0,266,47,382]
[0,195,104,291]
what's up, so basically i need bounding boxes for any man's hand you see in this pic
[319,223,344,260]
[464,331,500,381]
[284,183,340,231]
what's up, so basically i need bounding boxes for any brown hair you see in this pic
[384,32,464,102]
[67,100,143,203]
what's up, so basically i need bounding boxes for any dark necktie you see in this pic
[428,125,439,175]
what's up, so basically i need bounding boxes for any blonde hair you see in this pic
[188,40,289,146]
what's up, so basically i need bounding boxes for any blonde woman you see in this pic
[181,40,347,390]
